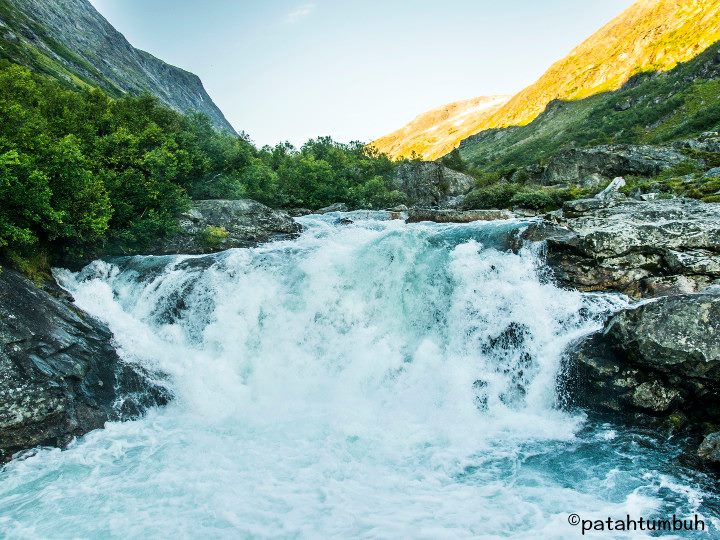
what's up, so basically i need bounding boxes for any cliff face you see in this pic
[0,0,235,133]
[373,0,720,160]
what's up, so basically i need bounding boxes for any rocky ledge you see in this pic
[520,197,720,298]
[565,292,720,464]
[406,208,515,224]
[0,269,170,461]
[520,194,720,466]
[153,199,302,255]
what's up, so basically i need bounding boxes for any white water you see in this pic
[1,213,717,539]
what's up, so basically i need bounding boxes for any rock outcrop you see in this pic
[154,199,302,255]
[0,269,170,461]
[406,208,514,224]
[0,0,235,133]
[565,293,720,420]
[393,162,476,208]
[520,198,720,298]
[517,144,699,186]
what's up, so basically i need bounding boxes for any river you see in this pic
[0,212,717,538]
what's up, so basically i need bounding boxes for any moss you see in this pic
[199,225,229,249]
[5,247,52,285]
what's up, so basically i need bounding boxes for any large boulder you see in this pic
[155,199,302,255]
[520,198,720,297]
[0,269,169,461]
[565,293,720,420]
[393,162,476,208]
[539,144,699,186]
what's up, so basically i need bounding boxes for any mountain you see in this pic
[370,96,509,160]
[373,0,720,160]
[459,41,720,170]
[0,0,235,133]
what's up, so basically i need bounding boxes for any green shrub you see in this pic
[463,183,521,210]
[509,190,556,210]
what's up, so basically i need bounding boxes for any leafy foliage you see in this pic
[0,62,400,266]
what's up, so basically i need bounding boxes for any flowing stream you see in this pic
[1,212,718,539]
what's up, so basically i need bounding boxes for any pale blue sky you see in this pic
[89,0,635,147]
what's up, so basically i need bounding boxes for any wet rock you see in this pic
[154,199,302,255]
[705,167,720,178]
[393,162,475,208]
[519,198,720,297]
[0,269,169,461]
[335,217,354,225]
[565,292,720,423]
[406,208,515,224]
[698,432,720,463]
[287,208,313,217]
[316,203,349,214]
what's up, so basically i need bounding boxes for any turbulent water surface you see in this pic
[1,213,719,539]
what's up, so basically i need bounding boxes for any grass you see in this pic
[460,42,720,171]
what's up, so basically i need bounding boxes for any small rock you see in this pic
[631,381,680,413]
[335,217,354,225]
[698,432,720,463]
[316,203,348,214]
[406,208,515,224]
[704,167,720,178]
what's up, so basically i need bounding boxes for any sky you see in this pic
[89,0,636,147]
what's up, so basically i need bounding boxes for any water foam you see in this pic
[0,214,714,539]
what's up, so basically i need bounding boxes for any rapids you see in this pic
[0,212,718,539]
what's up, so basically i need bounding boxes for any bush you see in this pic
[509,190,556,210]
[463,183,520,210]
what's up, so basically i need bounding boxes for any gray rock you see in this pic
[698,432,720,463]
[316,203,349,214]
[605,293,720,376]
[406,208,515,224]
[0,269,169,461]
[3,0,235,133]
[565,292,720,423]
[520,198,720,297]
[540,144,699,186]
[155,199,302,255]
[393,162,476,208]
[704,167,720,178]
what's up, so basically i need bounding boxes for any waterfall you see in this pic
[1,213,713,539]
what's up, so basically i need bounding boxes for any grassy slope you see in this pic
[459,43,720,169]
[373,0,720,160]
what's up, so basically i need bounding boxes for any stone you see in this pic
[698,432,720,463]
[406,208,515,224]
[153,199,302,255]
[520,198,720,297]
[0,269,169,461]
[564,292,720,425]
[541,144,699,186]
[316,203,349,214]
[704,167,720,178]
[393,162,476,208]
[631,381,680,412]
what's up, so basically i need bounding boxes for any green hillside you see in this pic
[459,42,720,170]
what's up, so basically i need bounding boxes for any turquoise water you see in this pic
[0,213,718,539]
